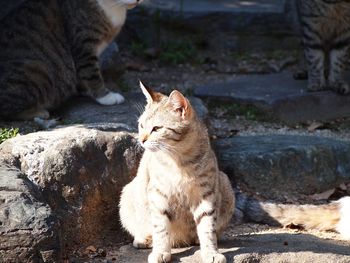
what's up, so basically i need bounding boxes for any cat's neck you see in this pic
[147,118,212,169]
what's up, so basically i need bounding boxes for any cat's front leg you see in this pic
[304,47,327,92]
[193,199,226,263]
[329,48,349,94]
[75,50,124,105]
[147,188,172,263]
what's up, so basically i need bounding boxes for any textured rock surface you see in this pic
[115,223,350,263]
[214,135,350,199]
[142,0,285,13]
[194,73,350,123]
[0,164,57,262]
[0,125,142,262]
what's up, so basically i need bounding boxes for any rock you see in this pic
[214,135,350,199]
[115,224,350,263]
[99,42,119,71]
[0,164,58,262]
[141,0,285,15]
[194,73,350,123]
[124,0,298,54]
[0,125,143,262]
[56,93,209,131]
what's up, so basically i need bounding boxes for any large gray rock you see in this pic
[194,73,350,123]
[0,125,142,262]
[0,164,57,263]
[214,135,350,199]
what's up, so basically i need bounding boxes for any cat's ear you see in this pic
[140,81,154,103]
[168,90,192,119]
[139,81,162,103]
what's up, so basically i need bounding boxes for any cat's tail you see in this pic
[235,192,350,239]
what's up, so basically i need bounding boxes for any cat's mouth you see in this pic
[140,141,158,152]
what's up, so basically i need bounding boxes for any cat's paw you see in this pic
[148,251,171,263]
[201,252,226,263]
[331,81,350,95]
[307,82,326,92]
[133,237,152,249]
[96,91,125,105]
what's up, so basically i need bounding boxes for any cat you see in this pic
[119,83,350,263]
[119,82,235,263]
[0,0,142,120]
[286,0,350,94]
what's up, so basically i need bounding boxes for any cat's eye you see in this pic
[151,126,162,133]
[139,123,144,128]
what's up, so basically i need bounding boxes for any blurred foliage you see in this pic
[0,128,19,144]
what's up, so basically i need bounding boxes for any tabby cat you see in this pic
[0,0,141,120]
[119,83,350,263]
[287,0,350,93]
[119,83,235,263]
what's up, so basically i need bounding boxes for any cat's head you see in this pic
[138,82,195,152]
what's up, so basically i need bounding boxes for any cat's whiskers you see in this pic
[132,102,145,115]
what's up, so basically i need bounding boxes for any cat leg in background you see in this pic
[304,47,327,91]
[75,51,124,105]
[329,48,350,94]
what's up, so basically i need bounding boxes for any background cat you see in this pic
[286,0,350,94]
[0,0,141,120]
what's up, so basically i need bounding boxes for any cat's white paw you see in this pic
[96,91,125,105]
[201,252,226,263]
[148,251,171,263]
[133,237,152,249]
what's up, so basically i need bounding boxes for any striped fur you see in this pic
[236,193,350,239]
[119,83,235,263]
[0,0,140,120]
[289,0,350,93]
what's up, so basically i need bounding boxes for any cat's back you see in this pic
[0,0,77,115]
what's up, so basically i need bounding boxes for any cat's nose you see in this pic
[139,134,148,144]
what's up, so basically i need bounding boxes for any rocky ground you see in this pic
[1,1,350,262]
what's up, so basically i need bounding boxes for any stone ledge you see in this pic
[214,135,350,199]
[195,73,350,123]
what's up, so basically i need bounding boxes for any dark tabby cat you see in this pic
[287,0,350,94]
[0,0,141,120]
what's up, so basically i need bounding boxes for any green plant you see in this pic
[130,41,146,57]
[0,128,19,144]
[208,101,268,121]
[160,38,198,65]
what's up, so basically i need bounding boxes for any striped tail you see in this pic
[236,192,350,239]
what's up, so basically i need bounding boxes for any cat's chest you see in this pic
[148,156,202,206]
[96,0,127,29]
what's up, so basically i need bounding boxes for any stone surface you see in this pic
[115,223,350,263]
[195,73,350,123]
[214,135,350,199]
[142,0,285,14]
[0,125,142,262]
[57,92,208,131]
[0,164,58,263]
